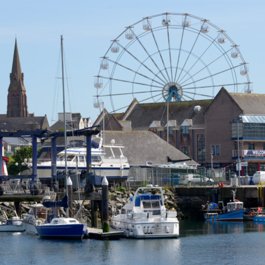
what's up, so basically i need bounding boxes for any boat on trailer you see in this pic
[111,185,179,238]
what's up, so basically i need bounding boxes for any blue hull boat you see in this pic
[204,209,244,222]
[253,214,265,222]
[204,199,244,222]
[35,217,86,239]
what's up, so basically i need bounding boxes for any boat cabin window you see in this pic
[142,200,160,209]
[227,202,243,212]
[69,219,78,223]
[142,200,161,215]
[79,156,85,163]
[57,154,75,162]
[66,155,75,162]
[92,155,102,163]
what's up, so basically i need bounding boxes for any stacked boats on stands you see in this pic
[111,185,179,238]
[36,138,130,185]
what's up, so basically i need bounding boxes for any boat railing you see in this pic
[127,212,148,219]
[166,210,177,218]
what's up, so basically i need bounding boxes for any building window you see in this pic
[248,143,255,150]
[197,134,205,162]
[181,125,189,135]
[211,144,220,156]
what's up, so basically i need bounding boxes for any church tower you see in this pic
[7,39,28,117]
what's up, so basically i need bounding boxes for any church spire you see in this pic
[11,38,22,79]
[7,39,28,117]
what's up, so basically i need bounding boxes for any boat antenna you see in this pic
[61,35,69,215]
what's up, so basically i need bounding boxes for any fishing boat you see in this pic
[253,214,265,222]
[111,185,179,238]
[203,191,244,222]
[0,216,25,232]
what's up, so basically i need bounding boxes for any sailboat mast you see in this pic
[60,35,68,195]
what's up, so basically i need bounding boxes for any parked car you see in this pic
[179,174,214,185]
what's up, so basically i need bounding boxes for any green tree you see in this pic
[7,146,32,175]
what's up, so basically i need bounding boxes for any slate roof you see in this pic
[93,110,123,131]
[0,115,49,131]
[230,91,265,114]
[103,130,197,167]
[121,100,211,130]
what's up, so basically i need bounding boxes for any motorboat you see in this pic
[111,185,179,238]
[35,217,86,239]
[0,207,25,232]
[36,141,130,185]
[243,207,263,221]
[22,203,47,235]
[22,192,58,235]
[0,216,25,232]
[252,207,265,222]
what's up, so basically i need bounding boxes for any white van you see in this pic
[252,171,265,184]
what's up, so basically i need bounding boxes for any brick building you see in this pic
[94,87,265,176]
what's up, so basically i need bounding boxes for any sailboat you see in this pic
[35,36,86,239]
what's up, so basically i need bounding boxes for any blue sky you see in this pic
[0,0,264,124]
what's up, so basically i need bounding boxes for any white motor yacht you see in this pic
[111,185,179,238]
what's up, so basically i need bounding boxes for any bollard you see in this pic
[67,176,73,217]
[101,176,109,232]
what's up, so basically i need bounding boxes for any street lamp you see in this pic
[236,116,242,180]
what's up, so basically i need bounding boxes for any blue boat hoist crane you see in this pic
[0,126,100,195]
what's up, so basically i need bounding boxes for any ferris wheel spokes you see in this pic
[95,12,251,113]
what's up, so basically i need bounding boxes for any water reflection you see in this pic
[180,220,265,237]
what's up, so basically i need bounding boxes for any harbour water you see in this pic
[1,221,265,265]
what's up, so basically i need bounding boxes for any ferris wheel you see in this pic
[94,12,251,113]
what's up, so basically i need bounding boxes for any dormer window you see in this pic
[180,119,192,135]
